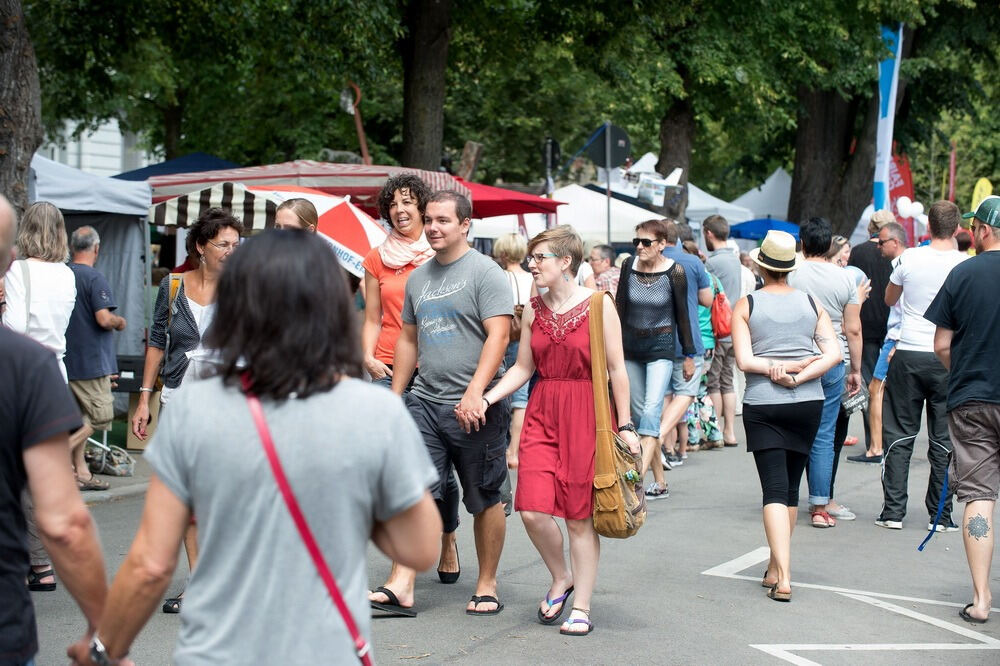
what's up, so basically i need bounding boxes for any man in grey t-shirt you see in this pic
[788,217,861,527]
[378,190,513,616]
[703,215,742,446]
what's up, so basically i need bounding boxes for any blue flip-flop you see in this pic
[537,585,574,624]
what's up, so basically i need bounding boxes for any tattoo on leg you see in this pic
[967,514,990,541]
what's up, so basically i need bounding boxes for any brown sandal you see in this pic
[77,475,110,491]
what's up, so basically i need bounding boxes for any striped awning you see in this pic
[148,181,276,229]
[148,160,471,212]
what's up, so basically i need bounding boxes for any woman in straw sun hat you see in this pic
[731,230,844,602]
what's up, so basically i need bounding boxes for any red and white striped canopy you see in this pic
[148,160,471,214]
[148,182,387,277]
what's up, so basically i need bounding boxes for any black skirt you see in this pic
[742,401,824,455]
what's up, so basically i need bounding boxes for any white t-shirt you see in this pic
[2,259,76,381]
[160,300,217,405]
[890,246,967,351]
[885,255,903,341]
[505,270,533,306]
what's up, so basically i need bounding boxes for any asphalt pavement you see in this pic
[34,415,1000,665]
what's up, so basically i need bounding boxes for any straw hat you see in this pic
[750,230,800,272]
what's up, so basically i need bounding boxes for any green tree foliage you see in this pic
[25,0,399,162]
[21,0,999,232]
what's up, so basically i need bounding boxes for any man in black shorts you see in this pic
[372,191,513,616]
[925,195,1000,624]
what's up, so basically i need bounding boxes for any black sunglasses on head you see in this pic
[632,237,654,248]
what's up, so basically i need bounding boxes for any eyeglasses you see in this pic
[527,252,559,263]
[876,238,897,247]
[208,239,241,251]
[633,238,655,248]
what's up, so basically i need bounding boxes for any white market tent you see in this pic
[686,182,754,227]
[731,168,791,221]
[28,155,152,369]
[471,184,655,244]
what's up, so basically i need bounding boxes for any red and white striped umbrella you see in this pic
[247,185,387,277]
[148,160,471,214]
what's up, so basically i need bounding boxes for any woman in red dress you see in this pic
[483,225,637,636]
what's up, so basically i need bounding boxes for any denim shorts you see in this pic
[670,356,704,397]
[873,339,897,381]
[504,343,529,409]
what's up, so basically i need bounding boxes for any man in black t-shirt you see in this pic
[0,196,108,664]
[925,195,1000,624]
[848,209,896,449]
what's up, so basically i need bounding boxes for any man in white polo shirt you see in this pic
[876,201,967,531]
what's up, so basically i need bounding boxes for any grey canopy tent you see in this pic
[28,154,152,366]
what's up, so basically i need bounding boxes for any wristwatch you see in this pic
[89,635,124,666]
[617,422,638,434]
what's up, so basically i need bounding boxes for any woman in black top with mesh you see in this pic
[615,219,695,499]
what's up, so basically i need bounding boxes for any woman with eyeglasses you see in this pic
[616,220,696,500]
[131,207,244,614]
[482,225,638,636]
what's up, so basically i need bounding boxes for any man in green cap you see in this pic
[924,194,1000,624]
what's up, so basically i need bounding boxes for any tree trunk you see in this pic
[0,0,42,214]
[656,95,694,221]
[163,98,183,160]
[788,87,877,236]
[400,0,451,170]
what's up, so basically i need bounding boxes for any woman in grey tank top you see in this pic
[730,231,843,602]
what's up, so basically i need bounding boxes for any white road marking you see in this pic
[702,549,1000,611]
[708,548,1000,664]
[841,593,1000,644]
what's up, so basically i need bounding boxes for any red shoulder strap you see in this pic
[242,375,372,665]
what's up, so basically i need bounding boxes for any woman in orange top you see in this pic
[363,174,461,613]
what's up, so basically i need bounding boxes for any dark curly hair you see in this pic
[204,230,362,400]
[186,207,244,256]
[375,173,432,222]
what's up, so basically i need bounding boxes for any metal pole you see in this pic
[604,121,612,244]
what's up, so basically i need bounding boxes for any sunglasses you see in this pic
[876,238,897,247]
[632,237,655,248]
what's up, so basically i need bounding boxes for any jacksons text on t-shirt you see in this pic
[402,250,513,404]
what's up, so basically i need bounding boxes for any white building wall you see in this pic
[39,119,153,177]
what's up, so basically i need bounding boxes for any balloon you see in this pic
[910,201,924,217]
[918,213,929,226]
[896,196,912,218]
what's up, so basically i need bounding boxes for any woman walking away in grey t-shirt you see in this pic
[70,231,442,665]
[731,230,843,602]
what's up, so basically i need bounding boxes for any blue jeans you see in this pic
[808,362,846,505]
[625,358,674,437]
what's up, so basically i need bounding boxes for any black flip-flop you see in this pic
[162,597,182,614]
[466,594,504,616]
[370,586,416,617]
[27,568,56,592]
[959,603,988,624]
[437,541,460,584]
[538,585,574,624]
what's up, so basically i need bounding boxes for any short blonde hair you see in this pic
[527,224,583,275]
[17,202,68,262]
[492,233,527,265]
[868,209,896,235]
